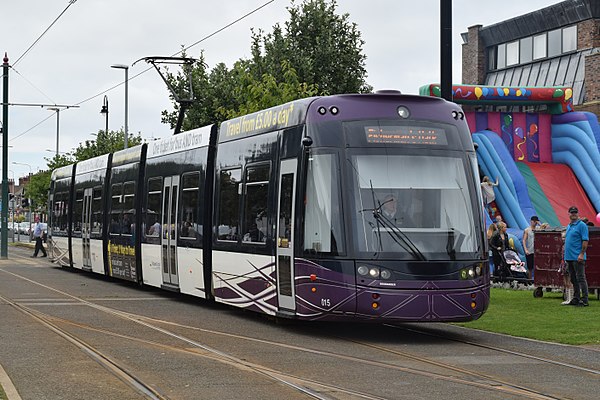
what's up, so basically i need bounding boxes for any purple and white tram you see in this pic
[49,92,489,322]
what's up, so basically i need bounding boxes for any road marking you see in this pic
[0,362,22,400]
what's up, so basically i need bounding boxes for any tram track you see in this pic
[1,261,594,399]
[384,324,600,375]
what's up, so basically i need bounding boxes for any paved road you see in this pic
[1,246,598,399]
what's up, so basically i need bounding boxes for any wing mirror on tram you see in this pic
[302,136,313,147]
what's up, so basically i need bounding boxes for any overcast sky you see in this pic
[1,0,562,178]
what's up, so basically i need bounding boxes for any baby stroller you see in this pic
[498,249,529,281]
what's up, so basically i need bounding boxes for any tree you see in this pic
[162,0,370,129]
[27,153,74,213]
[251,0,372,95]
[25,130,142,213]
[72,129,143,160]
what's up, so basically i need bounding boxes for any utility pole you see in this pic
[2,53,9,258]
[440,0,453,101]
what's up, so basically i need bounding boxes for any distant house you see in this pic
[461,0,600,115]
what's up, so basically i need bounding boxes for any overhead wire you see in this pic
[11,0,278,141]
[74,0,277,106]
[13,0,79,67]
[10,66,56,105]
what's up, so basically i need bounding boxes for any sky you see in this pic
[0,0,563,179]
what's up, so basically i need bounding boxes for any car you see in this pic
[19,222,32,235]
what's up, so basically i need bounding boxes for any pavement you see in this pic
[1,246,599,400]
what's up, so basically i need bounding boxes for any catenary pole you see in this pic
[2,53,9,258]
[440,0,453,101]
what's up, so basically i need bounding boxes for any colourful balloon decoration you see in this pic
[565,88,573,101]
[553,89,564,98]
[514,126,524,139]
[503,114,513,126]
[529,123,538,136]
[596,213,600,224]
[475,86,482,99]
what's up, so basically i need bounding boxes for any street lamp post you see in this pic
[111,64,129,149]
[47,107,61,157]
[100,95,109,136]
[12,161,32,241]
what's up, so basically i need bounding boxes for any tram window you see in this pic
[180,173,200,240]
[303,152,345,254]
[92,186,103,234]
[110,184,122,235]
[121,182,135,236]
[217,168,241,241]
[146,177,163,237]
[242,164,269,244]
[53,191,68,232]
[74,190,83,233]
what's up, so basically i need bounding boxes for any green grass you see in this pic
[456,288,600,345]
[0,384,6,400]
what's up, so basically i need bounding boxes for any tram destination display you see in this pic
[365,126,447,145]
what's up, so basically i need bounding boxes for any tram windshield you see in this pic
[349,153,479,260]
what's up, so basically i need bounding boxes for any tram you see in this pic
[49,92,490,322]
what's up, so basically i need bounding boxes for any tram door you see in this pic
[161,176,180,286]
[81,188,93,270]
[276,159,297,311]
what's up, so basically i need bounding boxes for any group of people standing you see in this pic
[482,176,590,306]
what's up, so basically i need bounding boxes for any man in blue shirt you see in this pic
[31,217,47,258]
[564,206,589,306]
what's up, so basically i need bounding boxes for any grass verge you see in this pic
[0,384,6,400]
[456,287,600,346]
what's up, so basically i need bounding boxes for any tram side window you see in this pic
[146,177,163,238]
[110,184,122,235]
[180,173,200,240]
[303,152,345,255]
[217,168,241,241]
[73,190,84,233]
[53,191,68,232]
[242,164,270,244]
[121,182,135,236]
[92,187,103,234]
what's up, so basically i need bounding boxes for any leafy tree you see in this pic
[219,60,318,120]
[72,129,142,160]
[26,130,142,213]
[26,153,74,213]
[251,0,371,95]
[162,0,370,129]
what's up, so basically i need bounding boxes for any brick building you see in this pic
[461,0,600,115]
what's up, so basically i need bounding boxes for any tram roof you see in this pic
[218,93,458,143]
[51,164,74,181]
[75,153,110,175]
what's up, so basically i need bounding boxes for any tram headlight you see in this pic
[475,264,482,276]
[380,269,392,280]
[460,269,468,280]
[357,265,369,276]
[369,267,380,278]
[397,106,410,119]
[468,268,475,279]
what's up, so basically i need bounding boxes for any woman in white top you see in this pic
[480,176,499,216]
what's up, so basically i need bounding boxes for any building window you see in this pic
[562,25,577,52]
[520,37,533,64]
[548,28,562,57]
[488,46,496,70]
[497,43,506,69]
[506,41,519,66]
[533,34,547,60]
